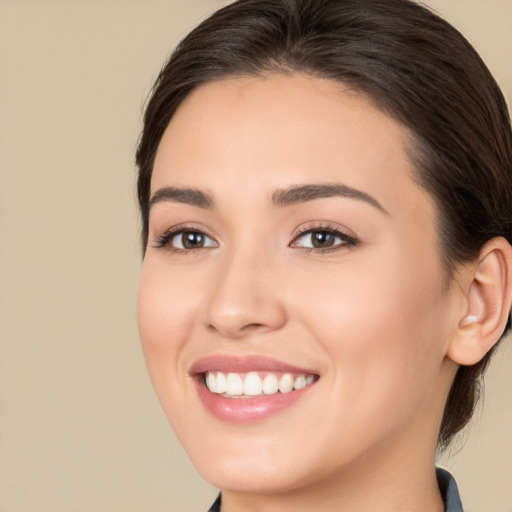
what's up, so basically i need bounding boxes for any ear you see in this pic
[447,237,512,366]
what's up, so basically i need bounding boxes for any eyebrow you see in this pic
[149,183,388,214]
[149,186,214,209]
[272,183,389,214]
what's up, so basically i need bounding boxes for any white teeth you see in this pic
[243,372,263,395]
[294,375,306,390]
[278,373,294,393]
[226,373,243,396]
[204,370,316,396]
[206,372,216,392]
[262,374,279,394]
[216,371,227,393]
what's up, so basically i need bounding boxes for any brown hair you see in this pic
[136,0,512,449]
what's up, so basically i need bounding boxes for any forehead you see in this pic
[152,73,435,225]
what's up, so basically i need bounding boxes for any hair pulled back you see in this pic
[136,0,512,449]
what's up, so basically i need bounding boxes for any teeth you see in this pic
[226,373,243,396]
[294,375,306,390]
[206,372,216,392]
[278,373,294,393]
[262,374,279,394]
[243,372,262,395]
[204,371,316,397]
[216,371,227,393]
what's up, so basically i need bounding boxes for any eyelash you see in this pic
[152,223,358,255]
[290,223,358,254]
[152,224,216,255]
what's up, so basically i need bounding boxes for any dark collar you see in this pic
[207,494,221,512]
[437,467,464,512]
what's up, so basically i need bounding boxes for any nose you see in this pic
[201,250,287,339]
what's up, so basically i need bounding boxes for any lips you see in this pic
[190,355,319,423]
[190,355,317,375]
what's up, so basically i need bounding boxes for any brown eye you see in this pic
[180,231,206,249]
[310,231,336,248]
[291,227,357,251]
[159,229,217,251]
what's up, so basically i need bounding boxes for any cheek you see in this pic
[290,253,449,421]
[137,260,196,395]
[138,257,201,342]
[137,259,212,448]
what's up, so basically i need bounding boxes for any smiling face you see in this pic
[137,74,460,500]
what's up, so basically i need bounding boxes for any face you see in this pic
[138,74,459,493]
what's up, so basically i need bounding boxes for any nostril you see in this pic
[244,323,266,331]
[207,321,267,337]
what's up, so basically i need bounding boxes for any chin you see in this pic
[197,459,313,494]
[181,430,337,495]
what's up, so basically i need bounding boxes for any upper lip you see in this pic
[190,355,318,375]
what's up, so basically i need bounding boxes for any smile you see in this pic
[191,355,320,423]
[204,371,316,397]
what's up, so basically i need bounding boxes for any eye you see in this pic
[172,230,217,249]
[154,227,218,252]
[291,226,357,251]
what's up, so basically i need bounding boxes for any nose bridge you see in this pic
[202,240,286,338]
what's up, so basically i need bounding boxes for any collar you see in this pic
[437,467,464,512]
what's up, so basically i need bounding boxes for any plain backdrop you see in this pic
[0,1,511,511]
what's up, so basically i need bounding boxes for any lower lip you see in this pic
[194,378,315,424]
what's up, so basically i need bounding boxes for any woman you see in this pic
[136,0,512,510]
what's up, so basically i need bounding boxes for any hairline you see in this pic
[144,69,458,283]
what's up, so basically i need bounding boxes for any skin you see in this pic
[138,73,471,512]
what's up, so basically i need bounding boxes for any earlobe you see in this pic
[447,237,512,366]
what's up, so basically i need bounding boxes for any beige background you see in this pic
[0,1,510,511]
